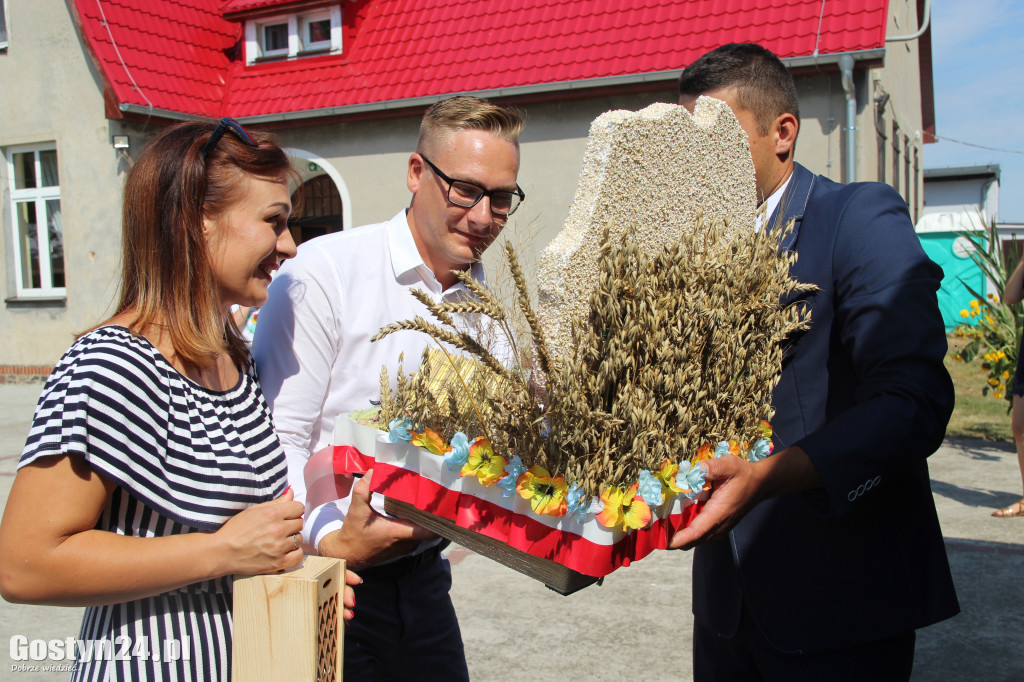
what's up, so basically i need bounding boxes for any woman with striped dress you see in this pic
[0,119,357,681]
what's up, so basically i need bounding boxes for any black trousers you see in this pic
[344,550,469,682]
[693,603,916,682]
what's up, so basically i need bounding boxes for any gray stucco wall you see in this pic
[0,0,128,366]
[0,1,926,367]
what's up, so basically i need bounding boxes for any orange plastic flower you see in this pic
[515,465,568,516]
[694,443,714,461]
[460,438,507,487]
[410,428,450,455]
[596,483,652,531]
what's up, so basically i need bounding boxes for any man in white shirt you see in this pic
[253,95,525,681]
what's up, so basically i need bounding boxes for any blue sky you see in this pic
[926,0,1024,221]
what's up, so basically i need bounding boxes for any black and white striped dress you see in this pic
[20,326,288,682]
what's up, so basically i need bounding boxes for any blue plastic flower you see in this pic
[637,470,664,507]
[387,417,413,443]
[675,461,707,500]
[498,455,526,497]
[443,431,471,471]
[748,437,772,463]
[567,482,604,524]
[714,441,731,459]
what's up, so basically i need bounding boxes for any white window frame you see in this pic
[6,144,66,299]
[244,5,341,64]
[1,0,9,50]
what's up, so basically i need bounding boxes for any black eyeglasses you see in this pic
[420,154,525,217]
[202,117,257,159]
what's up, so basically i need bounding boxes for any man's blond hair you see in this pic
[417,96,524,154]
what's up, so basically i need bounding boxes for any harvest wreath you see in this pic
[331,101,814,593]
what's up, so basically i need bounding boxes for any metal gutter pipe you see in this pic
[839,54,857,183]
[887,0,931,42]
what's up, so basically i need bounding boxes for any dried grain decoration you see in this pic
[536,99,757,363]
[374,100,814,504]
[376,219,814,499]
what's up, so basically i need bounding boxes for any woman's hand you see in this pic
[211,487,305,576]
[342,569,361,621]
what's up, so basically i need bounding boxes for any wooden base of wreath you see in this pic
[384,497,600,596]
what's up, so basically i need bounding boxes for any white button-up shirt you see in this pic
[253,210,489,551]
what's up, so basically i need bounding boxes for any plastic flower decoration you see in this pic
[675,460,707,500]
[747,438,773,463]
[637,470,664,507]
[694,443,715,461]
[460,437,507,486]
[516,465,568,516]
[596,483,652,531]
[655,459,683,494]
[566,482,604,524]
[444,431,471,471]
[498,455,525,498]
[387,417,414,443]
[714,441,731,459]
[411,428,449,456]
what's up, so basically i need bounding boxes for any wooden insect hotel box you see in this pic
[232,555,345,681]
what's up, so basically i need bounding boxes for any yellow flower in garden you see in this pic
[460,438,507,486]
[1003,371,1011,379]
[998,351,1007,360]
[988,377,1000,387]
[970,300,980,309]
[959,310,969,318]
[995,391,1005,399]
[985,314,994,324]
[655,459,683,493]
[411,428,450,455]
[516,465,568,516]
[596,484,652,531]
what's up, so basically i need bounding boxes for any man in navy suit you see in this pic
[672,43,959,680]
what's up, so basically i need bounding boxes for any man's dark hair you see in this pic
[679,43,799,136]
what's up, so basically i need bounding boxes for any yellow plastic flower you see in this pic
[410,428,450,455]
[516,465,568,516]
[757,420,773,438]
[596,484,652,531]
[655,459,683,494]
[460,437,507,487]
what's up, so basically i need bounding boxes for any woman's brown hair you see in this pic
[115,120,294,370]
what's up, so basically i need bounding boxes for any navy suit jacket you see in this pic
[692,163,960,653]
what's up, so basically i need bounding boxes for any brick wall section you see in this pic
[0,365,54,384]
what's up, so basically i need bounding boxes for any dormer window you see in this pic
[244,5,341,64]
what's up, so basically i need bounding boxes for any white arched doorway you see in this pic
[284,148,353,245]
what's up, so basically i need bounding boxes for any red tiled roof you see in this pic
[70,0,893,121]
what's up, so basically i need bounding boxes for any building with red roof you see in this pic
[1,0,933,369]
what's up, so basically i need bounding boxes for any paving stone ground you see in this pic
[1,384,1021,681]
